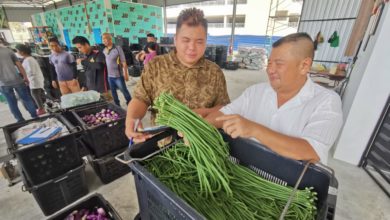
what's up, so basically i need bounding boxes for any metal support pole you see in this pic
[229,0,237,56]
[163,0,167,37]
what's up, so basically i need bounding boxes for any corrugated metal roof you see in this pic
[299,0,362,66]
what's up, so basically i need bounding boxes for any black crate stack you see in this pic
[204,45,228,68]
[3,115,88,216]
[70,102,130,184]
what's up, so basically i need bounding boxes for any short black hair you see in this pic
[146,42,157,51]
[272,32,314,59]
[146,33,155,38]
[48,37,60,45]
[15,44,32,55]
[72,36,90,45]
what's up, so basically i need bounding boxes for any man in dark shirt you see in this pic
[72,36,110,99]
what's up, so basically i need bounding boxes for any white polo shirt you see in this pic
[220,77,343,164]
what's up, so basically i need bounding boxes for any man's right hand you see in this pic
[52,80,58,89]
[125,119,153,143]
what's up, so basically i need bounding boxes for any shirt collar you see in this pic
[168,50,206,69]
[268,76,315,110]
[105,45,116,54]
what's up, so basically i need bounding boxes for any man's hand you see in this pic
[52,80,58,89]
[216,114,257,138]
[193,105,224,118]
[193,108,210,118]
[71,79,79,86]
[76,58,85,65]
[23,77,30,86]
[125,119,153,143]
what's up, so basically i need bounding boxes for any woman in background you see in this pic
[143,42,158,66]
[15,44,46,115]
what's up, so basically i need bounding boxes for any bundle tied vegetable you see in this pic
[147,93,318,220]
[154,93,232,199]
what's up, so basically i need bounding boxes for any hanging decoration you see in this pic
[328,31,339,48]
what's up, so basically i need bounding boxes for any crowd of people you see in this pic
[0,31,160,123]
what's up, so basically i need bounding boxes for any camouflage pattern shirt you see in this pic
[133,50,230,121]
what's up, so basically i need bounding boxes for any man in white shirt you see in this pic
[206,33,343,164]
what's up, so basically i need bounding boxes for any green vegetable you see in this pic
[146,93,317,220]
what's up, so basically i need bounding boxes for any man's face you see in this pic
[147,36,156,43]
[102,35,112,46]
[49,42,62,53]
[75,43,90,55]
[266,43,306,92]
[174,24,207,67]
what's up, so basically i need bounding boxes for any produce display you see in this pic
[145,93,318,220]
[81,109,120,127]
[64,207,110,220]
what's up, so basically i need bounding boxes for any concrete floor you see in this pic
[0,69,389,220]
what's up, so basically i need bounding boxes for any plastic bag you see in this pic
[61,91,101,109]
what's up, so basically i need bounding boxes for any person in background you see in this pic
[71,36,111,101]
[135,33,158,62]
[143,42,158,66]
[205,33,343,165]
[0,38,38,122]
[48,37,80,95]
[102,33,132,106]
[15,44,46,115]
[125,8,230,142]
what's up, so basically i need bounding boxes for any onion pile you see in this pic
[64,207,110,220]
[81,109,121,127]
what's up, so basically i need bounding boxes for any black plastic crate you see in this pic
[23,164,88,216]
[224,61,239,70]
[48,193,122,220]
[71,102,128,157]
[61,110,94,157]
[3,114,83,185]
[204,46,217,63]
[88,147,130,184]
[125,132,338,220]
[215,45,228,68]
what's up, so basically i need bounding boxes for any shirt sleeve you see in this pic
[220,86,251,116]
[10,51,18,63]
[22,59,33,80]
[213,67,230,106]
[67,53,76,63]
[133,63,154,106]
[301,93,343,164]
[117,46,126,63]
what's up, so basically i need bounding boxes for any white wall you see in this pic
[166,0,300,36]
[333,4,390,165]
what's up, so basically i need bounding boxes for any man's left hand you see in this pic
[193,108,211,118]
[23,77,30,86]
[76,58,85,65]
[216,114,257,138]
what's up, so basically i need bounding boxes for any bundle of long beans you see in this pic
[146,93,317,220]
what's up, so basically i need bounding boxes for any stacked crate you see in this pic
[3,115,88,216]
[70,102,130,184]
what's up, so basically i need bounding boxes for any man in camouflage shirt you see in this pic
[125,8,230,142]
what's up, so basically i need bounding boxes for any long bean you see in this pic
[144,93,317,220]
